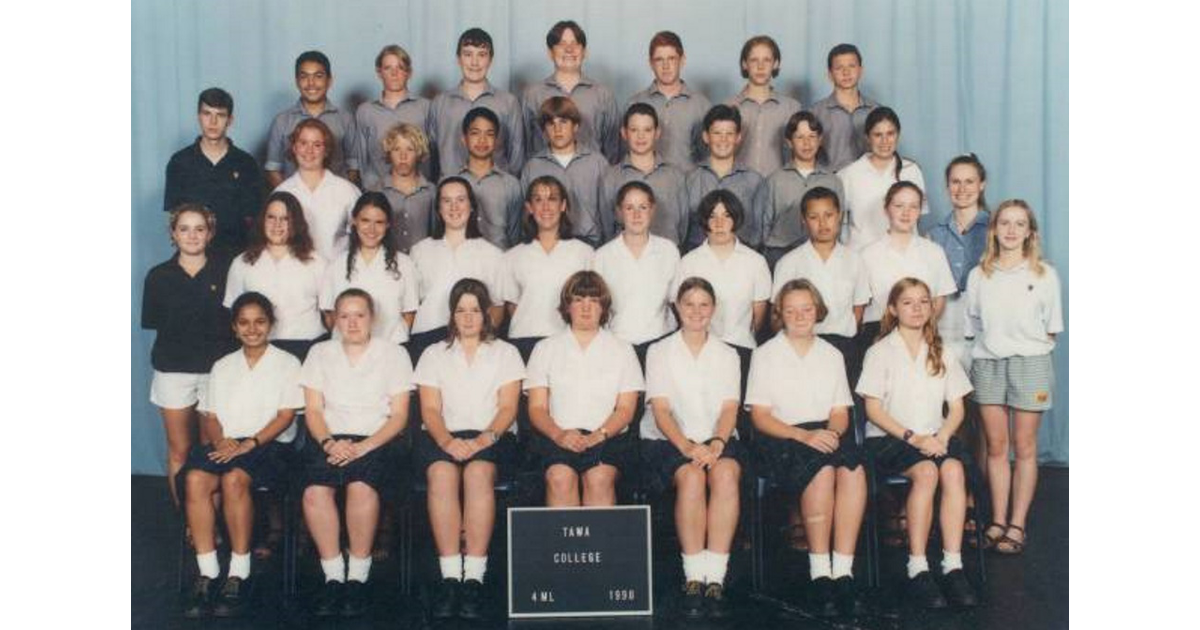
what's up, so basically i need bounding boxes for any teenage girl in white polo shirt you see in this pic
[641,277,741,618]
[225,191,328,361]
[274,118,362,261]
[857,278,977,610]
[965,200,1063,555]
[837,107,927,250]
[414,279,525,620]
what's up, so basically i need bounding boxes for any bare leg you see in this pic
[1008,410,1043,533]
[937,460,967,554]
[303,485,342,561]
[980,404,1012,526]
[545,465,581,507]
[462,461,497,557]
[832,466,867,556]
[161,406,197,507]
[345,482,381,559]
[185,470,220,553]
[582,465,618,507]
[903,461,939,557]
[426,462,463,557]
[674,465,708,555]
[705,460,741,554]
[800,467,835,555]
[221,469,255,555]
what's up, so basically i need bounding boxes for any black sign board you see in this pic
[507,506,653,618]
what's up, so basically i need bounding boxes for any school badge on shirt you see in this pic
[1035,391,1049,403]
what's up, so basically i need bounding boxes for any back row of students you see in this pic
[166,22,910,257]
[143,170,1061,618]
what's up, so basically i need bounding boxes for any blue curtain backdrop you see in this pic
[131,0,1068,474]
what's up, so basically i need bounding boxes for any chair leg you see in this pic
[865,469,882,588]
[282,489,296,599]
[751,477,765,593]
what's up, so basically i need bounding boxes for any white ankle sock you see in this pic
[681,552,705,582]
[809,553,832,580]
[347,554,372,583]
[228,552,251,580]
[463,555,488,582]
[440,554,463,580]
[941,550,963,573]
[907,555,929,579]
[320,554,346,583]
[705,550,730,585]
[196,550,220,579]
[831,552,854,579]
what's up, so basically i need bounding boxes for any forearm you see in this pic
[749,406,805,441]
[864,398,914,440]
[651,400,692,453]
[255,410,296,444]
[712,401,738,442]
[826,406,851,437]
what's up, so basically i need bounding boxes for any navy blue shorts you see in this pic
[303,434,401,492]
[865,434,968,477]
[535,429,636,476]
[754,422,864,492]
[639,437,745,495]
[413,429,517,479]
[184,441,286,488]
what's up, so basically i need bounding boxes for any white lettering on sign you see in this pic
[609,589,636,601]
[552,551,604,564]
[530,590,555,603]
[561,526,591,537]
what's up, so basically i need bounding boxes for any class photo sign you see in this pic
[507,505,653,618]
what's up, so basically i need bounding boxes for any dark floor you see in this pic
[132,467,1067,630]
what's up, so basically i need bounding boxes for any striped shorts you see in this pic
[970,354,1054,411]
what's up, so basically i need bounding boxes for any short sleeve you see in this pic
[617,342,646,393]
[399,255,421,313]
[223,257,247,308]
[413,344,443,388]
[318,262,340,311]
[385,344,416,396]
[771,255,794,302]
[523,337,551,390]
[752,255,773,301]
[341,111,360,172]
[198,368,218,415]
[743,347,771,408]
[279,356,305,410]
[644,342,670,402]
[299,347,327,392]
[718,346,741,403]
[499,249,521,304]
[943,354,973,401]
[929,246,957,298]
[264,114,289,172]
[1044,267,1064,335]
[829,347,854,409]
[855,344,887,400]
[140,270,163,330]
[852,254,872,306]
[496,342,527,388]
[963,267,982,339]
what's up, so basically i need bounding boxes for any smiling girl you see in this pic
[837,107,927,250]
[274,119,361,261]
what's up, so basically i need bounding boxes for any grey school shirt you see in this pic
[429,82,525,178]
[727,89,802,178]
[519,148,610,246]
[809,92,879,173]
[354,95,433,192]
[381,175,436,253]
[683,161,764,250]
[600,157,689,246]
[754,165,845,251]
[264,99,358,179]
[456,165,524,249]
[521,74,620,164]
[625,81,711,171]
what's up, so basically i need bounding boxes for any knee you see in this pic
[346,481,379,507]
[303,486,332,513]
[675,466,706,498]
[427,462,459,489]
[545,466,578,495]
[167,446,189,464]
[837,466,867,492]
[185,471,213,502]
[939,461,966,490]
[1014,435,1039,461]
[221,471,252,496]
[583,467,617,493]
[463,462,497,488]
[986,432,1010,457]
[909,462,940,489]
[709,461,741,492]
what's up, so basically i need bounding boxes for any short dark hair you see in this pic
[197,88,233,115]
[538,96,582,128]
[558,271,612,326]
[648,31,683,58]
[616,180,656,209]
[432,176,483,239]
[785,110,828,165]
[702,104,741,133]
[696,189,745,233]
[622,102,659,129]
[295,50,331,76]
[461,106,500,137]
[826,43,862,70]
[231,291,276,327]
[546,20,587,49]
[740,35,780,79]
[800,186,842,217]
[458,27,494,55]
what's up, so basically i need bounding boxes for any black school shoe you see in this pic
[431,578,459,619]
[211,576,250,618]
[341,580,370,617]
[909,571,948,609]
[808,576,839,617]
[680,580,705,618]
[459,579,485,620]
[834,576,867,616]
[312,580,344,617]
[182,576,214,618]
[940,569,978,608]
[704,583,732,618]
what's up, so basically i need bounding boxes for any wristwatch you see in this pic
[902,429,915,444]
[483,430,499,445]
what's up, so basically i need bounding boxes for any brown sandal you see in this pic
[969,522,1007,549]
[993,525,1026,555]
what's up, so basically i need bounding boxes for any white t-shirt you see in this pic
[856,329,973,438]
[771,242,870,338]
[300,337,415,436]
[274,170,361,261]
[673,240,772,349]
[320,250,420,344]
[524,328,645,432]
[594,235,680,345]
[413,338,526,433]
[640,332,740,442]
[965,261,1063,359]
[225,251,328,340]
[201,345,304,442]
[745,334,853,425]
[860,235,957,324]
[837,154,928,251]
[410,237,504,334]
[500,239,595,339]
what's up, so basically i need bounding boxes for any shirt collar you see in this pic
[619,154,668,172]
[697,159,750,177]
[818,91,877,112]
[384,175,433,194]
[544,73,596,90]
[450,81,497,100]
[938,208,991,232]
[291,98,339,115]
[734,88,781,104]
[648,80,693,98]
[372,93,418,109]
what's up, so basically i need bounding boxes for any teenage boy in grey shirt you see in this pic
[456,107,524,249]
[600,104,688,246]
[625,31,710,172]
[355,44,433,191]
[264,50,358,188]
[684,105,764,250]
[810,43,879,172]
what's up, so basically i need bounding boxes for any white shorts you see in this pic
[150,371,209,409]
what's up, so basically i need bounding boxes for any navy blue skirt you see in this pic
[184,441,287,488]
[303,434,402,492]
[639,437,745,495]
[754,421,864,491]
[534,428,636,475]
[412,429,517,479]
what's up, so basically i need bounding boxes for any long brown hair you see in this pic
[979,199,1045,278]
[878,278,945,377]
[445,278,497,345]
[242,191,316,264]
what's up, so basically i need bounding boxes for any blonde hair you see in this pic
[168,203,216,241]
[979,199,1045,278]
[383,122,429,164]
[878,278,945,377]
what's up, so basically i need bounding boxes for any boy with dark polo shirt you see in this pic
[163,88,265,255]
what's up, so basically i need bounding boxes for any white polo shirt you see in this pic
[410,237,504,334]
[856,330,973,438]
[201,345,304,442]
[594,235,681,345]
[772,242,871,337]
[225,251,328,341]
[965,261,1063,360]
[524,329,645,432]
[673,240,772,349]
[413,338,526,433]
[274,170,361,261]
[500,239,595,339]
[837,155,928,251]
[319,251,420,344]
[860,235,957,324]
[745,334,853,425]
[640,332,741,442]
[300,337,414,436]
